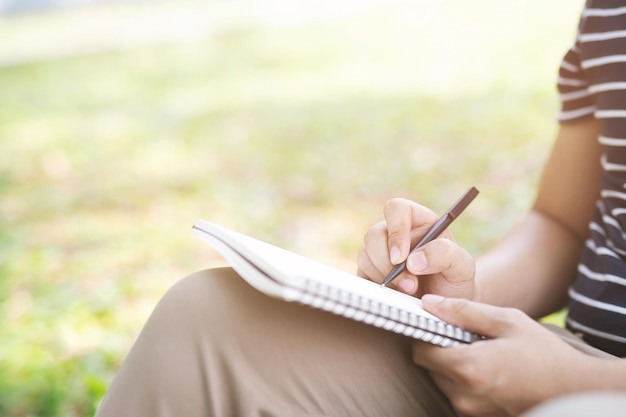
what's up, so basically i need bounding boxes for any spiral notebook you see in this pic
[192,220,481,347]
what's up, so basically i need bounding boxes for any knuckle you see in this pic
[458,365,484,389]
[383,197,408,213]
[424,239,461,266]
[387,228,405,243]
[439,239,458,268]
[449,297,473,315]
[363,221,386,245]
[451,396,480,417]
[483,307,527,335]
[422,241,475,284]
[501,307,526,324]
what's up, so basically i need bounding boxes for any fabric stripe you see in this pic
[583,7,626,17]
[560,59,580,72]
[560,89,591,101]
[579,263,626,286]
[557,76,588,87]
[583,54,626,68]
[599,135,626,146]
[601,188,626,200]
[584,239,620,259]
[559,106,596,121]
[589,81,626,93]
[590,221,606,237]
[604,239,626,258]
[601,155,626,171]
[569,288,626,315]
[567,317,626,344]
[596,109,626,118]
[580,29,626,43]
[584,224,626,258]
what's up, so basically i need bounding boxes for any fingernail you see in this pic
[398,278,416,293]
[390,246,401,264]
[407,251,428,272]
[422,294,444,304]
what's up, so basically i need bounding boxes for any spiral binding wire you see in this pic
[292,279,479,347]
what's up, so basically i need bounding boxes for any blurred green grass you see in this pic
[0,1,583,415]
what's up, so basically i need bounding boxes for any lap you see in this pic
[99,267,622,417]
[96,267,455,417]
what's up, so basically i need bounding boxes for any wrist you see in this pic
[552,355,626,398]
[591,357,626,391]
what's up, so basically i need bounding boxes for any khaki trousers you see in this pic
[95,268,626,417]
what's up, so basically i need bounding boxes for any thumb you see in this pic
[421,294,522,338]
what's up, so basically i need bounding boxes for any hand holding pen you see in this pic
[357,187,478,297]
[383,187,479,286]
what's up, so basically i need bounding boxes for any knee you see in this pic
[161,267,235,308]
[147,267,244,341]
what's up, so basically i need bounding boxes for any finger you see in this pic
[361,225,419,293]
[360,221,392,282]
[356,247,383,282]
[383,198,438,265]
[359,220,422,294]
[421,295,529,338]
[431,374,505,417]
[406,238,475,298]
[412,340,465,374]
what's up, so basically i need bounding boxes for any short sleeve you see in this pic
[557,13,597,123]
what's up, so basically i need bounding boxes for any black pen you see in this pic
[381,186,479,287]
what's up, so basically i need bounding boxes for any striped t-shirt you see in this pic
[558,0,626,357]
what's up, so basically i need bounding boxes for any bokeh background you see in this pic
[0,0,584,415]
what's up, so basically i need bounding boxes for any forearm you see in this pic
[473,210,584,318]
[474,119,601,318]
[589,358,626,391]
[553,355,626,400]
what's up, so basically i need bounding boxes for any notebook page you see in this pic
[194,220,441,322]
